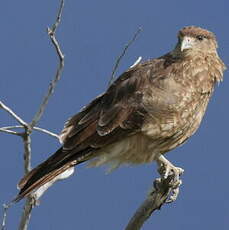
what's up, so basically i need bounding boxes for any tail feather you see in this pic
[14,147,92,202]
[14,163,74,202]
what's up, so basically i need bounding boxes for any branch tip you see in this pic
[30,0,65,129]
[108,27,142,87]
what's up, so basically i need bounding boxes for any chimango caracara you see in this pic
[15,26,226,202]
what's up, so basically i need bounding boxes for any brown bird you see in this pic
[15,26,226,202]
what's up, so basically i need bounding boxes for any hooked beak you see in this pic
[181,36,194,52]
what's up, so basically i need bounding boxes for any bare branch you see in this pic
[0,101,27,127]
[30,0,65,128]
[17,1,65,229]
[108,27,142,87]
[50,0,65,34]
[14,129,33,230]
[0,126,59,140]
[125,175,180,230]
[18,197,34,230]
[0,125,23,129]
[0,128,22,136]
[22,131,32,174]
[33,127,60,140]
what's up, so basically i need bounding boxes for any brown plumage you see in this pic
[15,26,226,202]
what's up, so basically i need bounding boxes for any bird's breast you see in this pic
[141,89,211,153]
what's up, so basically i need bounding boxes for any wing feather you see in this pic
[60,64,150,155]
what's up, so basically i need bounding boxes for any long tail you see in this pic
[14,147,90,202]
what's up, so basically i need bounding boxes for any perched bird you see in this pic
[15,26,226,202]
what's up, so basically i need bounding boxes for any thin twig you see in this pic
[0,126,59,140]
[33,127,60,139]
[0,128,22,136]
[124,176,176,230]
[50,0,65,34]
[0,101,27,127]
[0,125,23,129]
[108,27,142,87]
[30,0,65,129]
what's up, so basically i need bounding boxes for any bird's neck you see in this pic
[170,49,226,84]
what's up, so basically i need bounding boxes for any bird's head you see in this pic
[175,26,218,56]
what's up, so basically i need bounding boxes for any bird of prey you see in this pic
[15,26,226,202]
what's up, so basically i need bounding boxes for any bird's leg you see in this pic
[156,154,184,203]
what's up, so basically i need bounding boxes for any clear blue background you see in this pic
[0,0,228,229]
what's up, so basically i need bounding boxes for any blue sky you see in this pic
[0,0,229,229]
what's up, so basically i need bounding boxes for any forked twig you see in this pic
[1,1,65,226]
[0,126,59,140]
[18,1,65,229]
[30,0,65,129]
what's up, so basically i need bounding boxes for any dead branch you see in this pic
[0,101,27,128]
[33,127,60,139]
[0,126,59,140]
[30,0,65,129]
[0,128,22,136]
[18,198,34,230]
[125,175,180,230]
[22,130,32,174]
[1,1,64,226]
[17,1,65,229]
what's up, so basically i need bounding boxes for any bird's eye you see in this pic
[196,35,206,41]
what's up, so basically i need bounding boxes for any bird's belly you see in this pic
[87,133,159,171]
